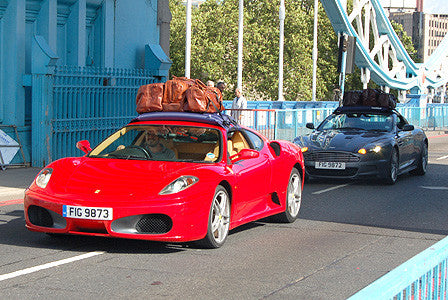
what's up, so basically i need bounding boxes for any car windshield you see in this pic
[318,112,393,132]
[88,125,221,163]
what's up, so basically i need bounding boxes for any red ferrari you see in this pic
[24,112,305,248]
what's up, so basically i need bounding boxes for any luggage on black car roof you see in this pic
[343,88,396,109]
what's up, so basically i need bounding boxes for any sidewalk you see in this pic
[0,167,40,202]
[426,129,448,137]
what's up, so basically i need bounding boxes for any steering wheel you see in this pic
[126,145,152,159]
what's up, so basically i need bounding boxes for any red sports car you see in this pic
[24,112,305,248]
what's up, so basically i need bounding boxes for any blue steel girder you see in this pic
[320,0,448,92]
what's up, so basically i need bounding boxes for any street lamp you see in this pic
[237,0,244,90]
[185,0,192,78]
[278,0,285,101]
[312,0,318,101]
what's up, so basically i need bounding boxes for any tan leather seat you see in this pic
[228,132,250,156]
[204,142,220,162]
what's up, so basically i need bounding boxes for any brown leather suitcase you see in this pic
[136,83,164,113]
[183,81,224,113]
[163,76,195,107]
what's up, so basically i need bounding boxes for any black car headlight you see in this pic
[159,176,199,195]
[358,145,383,155]
[35,168,53,188]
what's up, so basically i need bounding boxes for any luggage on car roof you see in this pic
[136,76,224,114]
[342,88,396,109]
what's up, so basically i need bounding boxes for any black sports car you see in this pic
[293,106,428,184]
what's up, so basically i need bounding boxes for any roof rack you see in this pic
[130,111,238,128]
[334,106,394,113]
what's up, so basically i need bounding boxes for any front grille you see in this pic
[28,205,53,227]
[135,214,172,234]
[304,151,360,162]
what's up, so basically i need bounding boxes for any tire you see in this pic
[277,168,302,223]
[198,186,230,249]
[410,143,428,176]
[384,148,399,185]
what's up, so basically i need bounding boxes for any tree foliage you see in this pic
[169,0,339,101]
[169,0,421,101]
[390,20,419,63]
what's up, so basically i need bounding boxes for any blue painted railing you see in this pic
[30,95,447,166]
[223,102,448,141]
[349,236,448,299]
[30,66,161,166]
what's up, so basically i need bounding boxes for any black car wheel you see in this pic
[410,143,428,176]
[384,148,399,185]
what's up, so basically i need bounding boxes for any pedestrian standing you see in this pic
[231,88,247,124]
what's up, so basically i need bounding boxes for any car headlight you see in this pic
[159,176,199,195]
[358,145,382,155]
[301,146,309,153]
[35,168,53,188]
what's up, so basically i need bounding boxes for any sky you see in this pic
[424,0,448,14]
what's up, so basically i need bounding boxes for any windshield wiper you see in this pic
[368,129,388,132]
[340,127,366,130]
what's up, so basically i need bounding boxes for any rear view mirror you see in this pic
[76,140,92,154]
[402,124,414,131]
[230,149,259,163]
[306,123,315,129]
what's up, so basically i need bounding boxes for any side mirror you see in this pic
[76,140,92,154]
[230,149,259,163]
[402,124,414,131]
[306,123,315,129]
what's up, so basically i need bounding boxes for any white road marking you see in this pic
[312,184,350,195]
[0,187,25,196]
[0,251,104,282]
[420,186,448,190]
[436,155,448,160]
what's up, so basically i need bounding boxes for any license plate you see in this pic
[315,161,346,170]
[63,205,113,220]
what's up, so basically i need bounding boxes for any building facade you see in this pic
[0,0,172,167]
[390,11,448,62]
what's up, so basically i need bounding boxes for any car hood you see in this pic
[37,157,215,202]
[299,129,390,152]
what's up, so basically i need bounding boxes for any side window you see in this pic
[243,130,264,151]
[396,114,408,130]
[227,130,251,157]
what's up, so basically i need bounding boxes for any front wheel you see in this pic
[198,186,230,249]
[384,148,399,185]
[277,168,302,223]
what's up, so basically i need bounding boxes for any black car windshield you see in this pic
[318,112,393,132]
[88,125,221,163]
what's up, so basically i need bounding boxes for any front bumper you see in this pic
[303,151,390,179]
[24,189,211,243]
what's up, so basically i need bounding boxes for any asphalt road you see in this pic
[0,134,447,299]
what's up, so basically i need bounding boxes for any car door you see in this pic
[394,114,413,168]
[227,130,271,223]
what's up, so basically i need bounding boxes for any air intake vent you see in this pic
[135,214,172,234]
[28,205,54,227]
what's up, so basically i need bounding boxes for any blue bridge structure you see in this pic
[321,0,448,103]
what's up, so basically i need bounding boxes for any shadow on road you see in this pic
[0,209,191,254]
[299,162,448,236]
[0,208,267,253]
